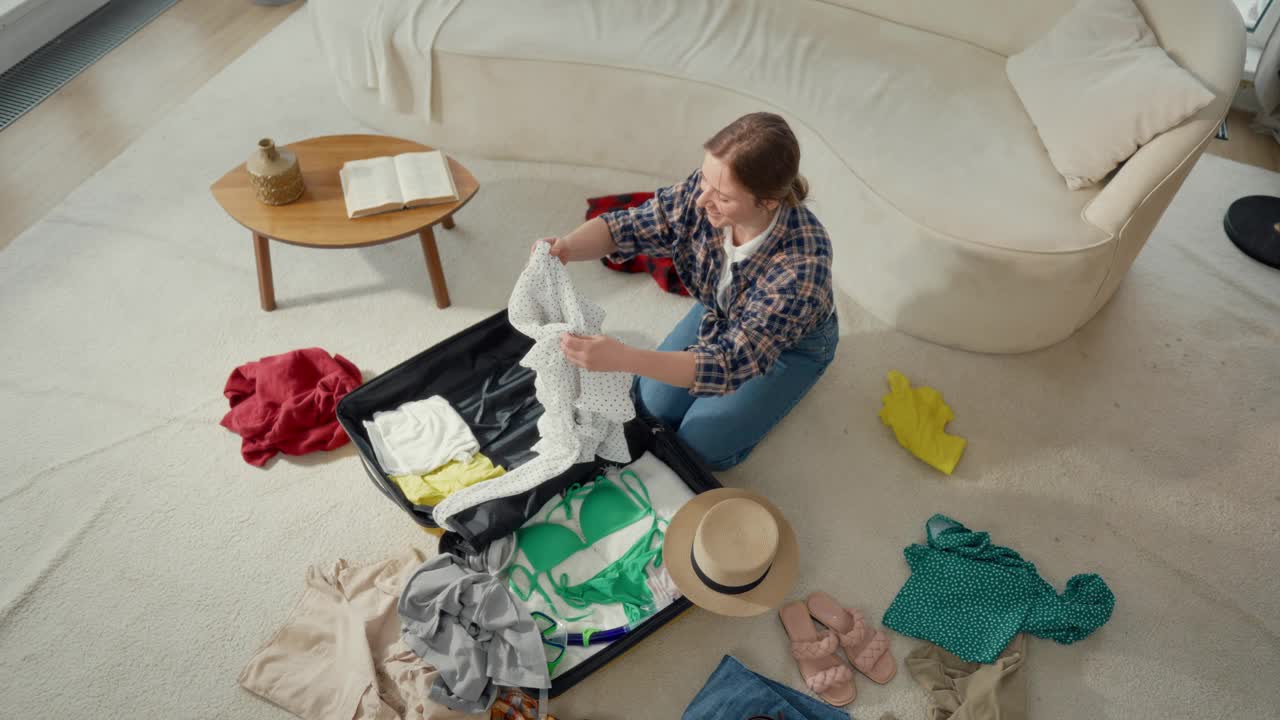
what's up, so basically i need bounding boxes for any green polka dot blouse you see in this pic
[882,514,1115,663]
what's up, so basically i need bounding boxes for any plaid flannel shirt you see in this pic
[601,169,834,396]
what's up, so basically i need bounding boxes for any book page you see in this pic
[339,156,403,218]
[393,151,458,208]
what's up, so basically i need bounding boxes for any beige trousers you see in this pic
[903,634,1027,720]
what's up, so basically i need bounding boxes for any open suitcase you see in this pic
[336,308,721,696]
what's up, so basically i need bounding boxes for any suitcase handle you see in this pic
[357,454,439,528]
[358,455,398,504]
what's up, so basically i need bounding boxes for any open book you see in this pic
[338,151,459,219]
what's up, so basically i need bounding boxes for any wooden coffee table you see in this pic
[210,134,479,311]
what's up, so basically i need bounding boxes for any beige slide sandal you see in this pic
[807,591,897,684]
[779,600,856,706]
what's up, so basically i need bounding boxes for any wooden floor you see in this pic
[0,1,1276,252]
[0,0,298,251]
[1207,109,1280,172]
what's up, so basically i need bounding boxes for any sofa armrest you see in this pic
[1082,107,1222,236]
[1084,0,1245,236]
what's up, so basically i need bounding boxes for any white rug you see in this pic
[2,8,1278,719]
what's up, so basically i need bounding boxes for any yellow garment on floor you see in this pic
[391,453,506,506]
[878,370,966,475]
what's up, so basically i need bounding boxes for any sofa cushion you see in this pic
[436,0,1109,252]
[1006,0,1215,190]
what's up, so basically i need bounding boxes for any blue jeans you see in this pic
[682,655,849,720]
[636,303,838,471]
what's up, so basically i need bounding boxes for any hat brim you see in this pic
[663,488,798,617]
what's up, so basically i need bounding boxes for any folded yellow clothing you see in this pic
[878,370,967,475]
[391,453,506,506]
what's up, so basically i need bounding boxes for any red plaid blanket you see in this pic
[587,192,690,296]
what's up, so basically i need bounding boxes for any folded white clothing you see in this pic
[646,564,683,610]
[363,396,479,476]
[432,242,635,530]
[623,451,696,523]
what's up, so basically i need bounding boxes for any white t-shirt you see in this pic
[363,396,478,476]
[716,210,781,310]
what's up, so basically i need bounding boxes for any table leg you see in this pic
[253,232,276,312]
[419,226,451,309]
[441,215,456,230]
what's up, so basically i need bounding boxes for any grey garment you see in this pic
[460,534,517,575]
[399,554,549,713]
[428,679,494,716]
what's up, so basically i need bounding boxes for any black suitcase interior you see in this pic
[336,309,722,696]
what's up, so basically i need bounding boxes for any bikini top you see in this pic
[509,470,665,622]
[515,469,651,574]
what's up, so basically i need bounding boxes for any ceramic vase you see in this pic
[247,138,305,205]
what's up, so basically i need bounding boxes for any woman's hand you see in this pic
[560,333,631,372]
[530,237,570,264]
[530,217,619,264]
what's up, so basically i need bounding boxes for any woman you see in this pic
[548,112,837,470]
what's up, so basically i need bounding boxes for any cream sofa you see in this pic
[310,0,1244,353]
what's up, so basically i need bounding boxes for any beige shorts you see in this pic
[240,548,482,720]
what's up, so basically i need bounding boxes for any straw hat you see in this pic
[663,488,798,617]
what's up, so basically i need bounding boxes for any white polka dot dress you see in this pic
[432,242,636,530]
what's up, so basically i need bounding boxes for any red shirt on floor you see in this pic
[221,348,362,467]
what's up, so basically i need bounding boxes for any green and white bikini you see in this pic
[507,469,668,624]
